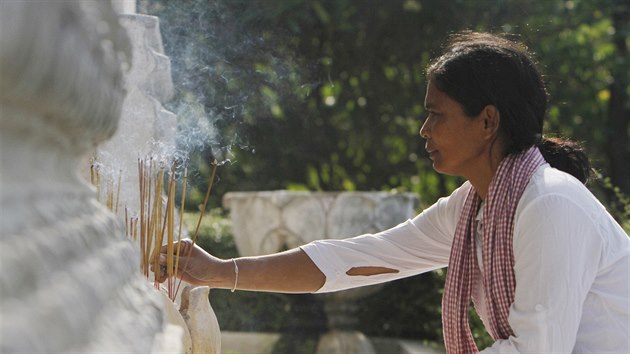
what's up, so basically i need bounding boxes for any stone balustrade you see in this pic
[223,190,419,354]
[224,190,419,256]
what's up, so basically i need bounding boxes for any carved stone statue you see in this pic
[0,1,182,352]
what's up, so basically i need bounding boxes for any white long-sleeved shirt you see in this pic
[300,164,630,353]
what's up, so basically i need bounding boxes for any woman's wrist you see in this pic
[230,258,239,292]
[214,258,238,290]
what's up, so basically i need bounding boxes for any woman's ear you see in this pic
[482,105,500,139]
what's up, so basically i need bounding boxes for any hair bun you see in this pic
[538,137,591,184]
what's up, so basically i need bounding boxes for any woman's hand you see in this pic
[154,239,231,288]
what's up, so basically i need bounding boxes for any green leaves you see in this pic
[141,0,629,346]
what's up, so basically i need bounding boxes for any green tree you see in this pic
[142,0,628,211]
[142,0,629,349]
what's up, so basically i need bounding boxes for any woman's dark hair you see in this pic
[426,32,590,183]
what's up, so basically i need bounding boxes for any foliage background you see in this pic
[142,0,629,351]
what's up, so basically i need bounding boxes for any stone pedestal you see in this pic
[0,1,221,353]
[317,287,382,354]
[223,190,419,354]
[0,1,178,352]
[317,331,375,354]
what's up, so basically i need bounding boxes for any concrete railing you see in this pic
[223,190,419,354]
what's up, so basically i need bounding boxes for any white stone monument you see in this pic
[0,1,219,353]
[95,1,177,216]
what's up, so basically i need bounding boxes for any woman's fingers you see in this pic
[152,239,215,286]
[152,253,185,283]
[160,238,192,254]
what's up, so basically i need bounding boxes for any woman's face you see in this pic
[419,81,489,177]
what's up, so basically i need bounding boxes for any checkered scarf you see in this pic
[442,146,546,353]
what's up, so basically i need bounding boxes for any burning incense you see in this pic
[125,207,129,238]
[173,167,187,299]
[138,158,147,276]
[166,169,176,297]
[130,216,137,243]
[95,165,101,202]
[146,164,161,278]
[106,178,114,211]
[115,169,122,214]
[151,167,172,288]
[92,155,211,302]
[175,160,218,296]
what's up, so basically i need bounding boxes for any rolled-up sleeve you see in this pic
[300,182,471,293]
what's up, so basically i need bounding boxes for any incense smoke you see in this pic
[141,0,318,179]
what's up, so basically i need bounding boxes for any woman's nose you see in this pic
[419,119,430,139]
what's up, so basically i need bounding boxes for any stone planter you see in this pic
[223,191,418,256]
[223,190,419,354]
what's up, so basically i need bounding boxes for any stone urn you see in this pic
[223,190,419,354]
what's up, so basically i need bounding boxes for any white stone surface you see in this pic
[111,0,137,15]
[0,1,179,352]
[180,286,222,354]
[159,290,193,354]
[94,6,222,354]
[223,191,419,256]
[221,331,282,354]
[96,12,177,216]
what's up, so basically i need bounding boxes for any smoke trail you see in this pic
[139,0,315,175]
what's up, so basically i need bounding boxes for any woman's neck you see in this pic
[468,169,494,201]
[467,145,506,201]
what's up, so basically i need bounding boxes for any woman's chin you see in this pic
[432,163,457,176]
[431,160,444,173]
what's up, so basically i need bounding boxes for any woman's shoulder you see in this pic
[521,163,594,206]
[518,164,617,229]
[516,164,629,268]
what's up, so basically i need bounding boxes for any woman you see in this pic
[158,32,630,352]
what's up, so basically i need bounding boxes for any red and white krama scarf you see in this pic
[442,146,546,353]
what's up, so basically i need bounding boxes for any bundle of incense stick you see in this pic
[135,157,165,280]
[90,161,123,215]
[151,166,175,296]
[174,159,218,298]
[93,156,217,302]
[174,167,187,296]
[90,162,101,202]
[137,157,218,301]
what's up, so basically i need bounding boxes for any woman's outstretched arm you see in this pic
[156,240,325,293]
